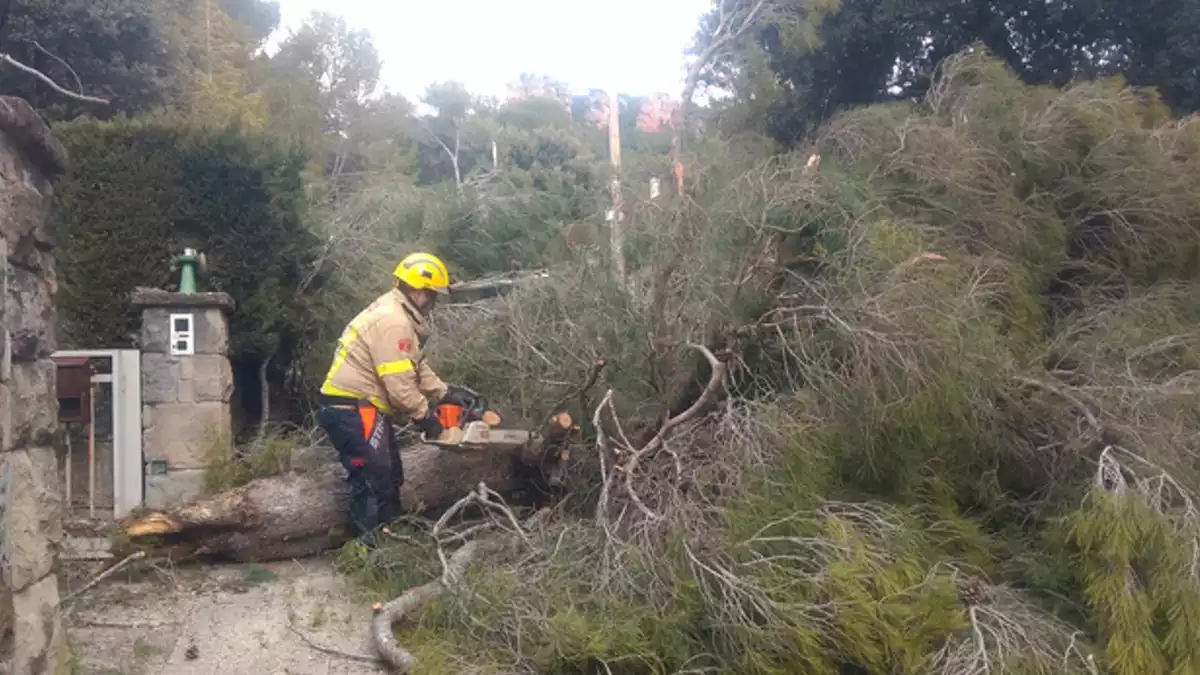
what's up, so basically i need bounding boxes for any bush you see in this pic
[54,116,323,423]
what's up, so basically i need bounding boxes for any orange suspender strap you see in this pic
[358,403,377,440]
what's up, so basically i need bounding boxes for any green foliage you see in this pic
[267,11,382,138]
[0,0,279,123]
[708,0,1200,145]
[346,492,974,675]
[54,120,182,345]
[1066,482,1200,675]
[0,0,187,120]
[330,51,1200,675]
[203,428,320,494]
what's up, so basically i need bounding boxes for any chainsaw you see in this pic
[423,386,537,450]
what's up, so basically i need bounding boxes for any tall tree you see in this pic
[157,0,281,130]
[261,10,383,184]
[268,11,381,137]
[705,0,1200,146]
[674,0,807,189]
[344,93,419,176]
[217,0,281,46]
[418,81,481,187]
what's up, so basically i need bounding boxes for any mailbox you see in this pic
[52,355,93,424]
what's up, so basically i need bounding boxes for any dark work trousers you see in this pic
[316,400,404,537]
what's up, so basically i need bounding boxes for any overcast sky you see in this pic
[270,0,713,101]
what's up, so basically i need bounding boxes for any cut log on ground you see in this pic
[123,415,575,562]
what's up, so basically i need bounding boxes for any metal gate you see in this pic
[51,349,142,519]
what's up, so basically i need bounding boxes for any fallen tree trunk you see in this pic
[123,416,575,563]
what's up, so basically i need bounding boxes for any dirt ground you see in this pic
[62,557,389,675]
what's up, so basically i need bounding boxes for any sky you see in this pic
[269,0,714,101]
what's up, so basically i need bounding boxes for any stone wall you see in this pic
[132,288,234,508]
[0,97,70,674]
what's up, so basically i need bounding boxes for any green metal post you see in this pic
[174,248,199,294]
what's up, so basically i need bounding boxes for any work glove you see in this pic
[413,409,443,441]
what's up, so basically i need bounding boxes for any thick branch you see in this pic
[548,358,608,420]
[256,350,275,442]
[518,412,575,466]
[604,343,727,521]
[371,539,479,671]
[371,482,531,672]
[32,41,82,94]
[638,343,726,456]
[121,429,574,563]
[430,126,462,188]
[0,52,109,104]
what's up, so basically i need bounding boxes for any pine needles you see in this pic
[338,48,1200,674]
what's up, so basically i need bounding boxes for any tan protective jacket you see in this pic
[319,289,449,419]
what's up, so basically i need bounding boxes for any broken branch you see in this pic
[289,621,379,664]
[372,481,532,673]
[549,357,609,417]
[598,343,727,522]
[57,550,146,612]
[372,539,479,672]
[0,52,109,104]
[449,269,550,294]
[32,41,82,94]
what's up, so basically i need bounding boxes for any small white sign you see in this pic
[169,313,195,356]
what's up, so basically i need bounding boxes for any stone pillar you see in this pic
[130,288,235,508]
[0,97,70,674]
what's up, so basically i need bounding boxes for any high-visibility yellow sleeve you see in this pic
[376,359,414,376]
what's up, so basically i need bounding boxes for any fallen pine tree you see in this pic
[317,51,1200,675]
[121,413,577,562]
[99,49,1200,675]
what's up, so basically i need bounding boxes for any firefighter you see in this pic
[315,252,455,539]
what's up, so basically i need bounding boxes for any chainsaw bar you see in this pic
[423,421,537,450]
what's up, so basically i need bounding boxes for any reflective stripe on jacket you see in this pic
[320,289,449,419]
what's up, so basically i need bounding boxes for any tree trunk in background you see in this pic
[256,351,273,441]
[607,90,626,287]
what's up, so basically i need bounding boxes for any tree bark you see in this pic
[256,351,273,442]
[123,422,574,563]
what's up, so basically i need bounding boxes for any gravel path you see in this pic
[64,557,387,675]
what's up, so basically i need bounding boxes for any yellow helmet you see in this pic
[393,252,451,294]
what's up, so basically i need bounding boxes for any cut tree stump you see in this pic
[123,415,575,562]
